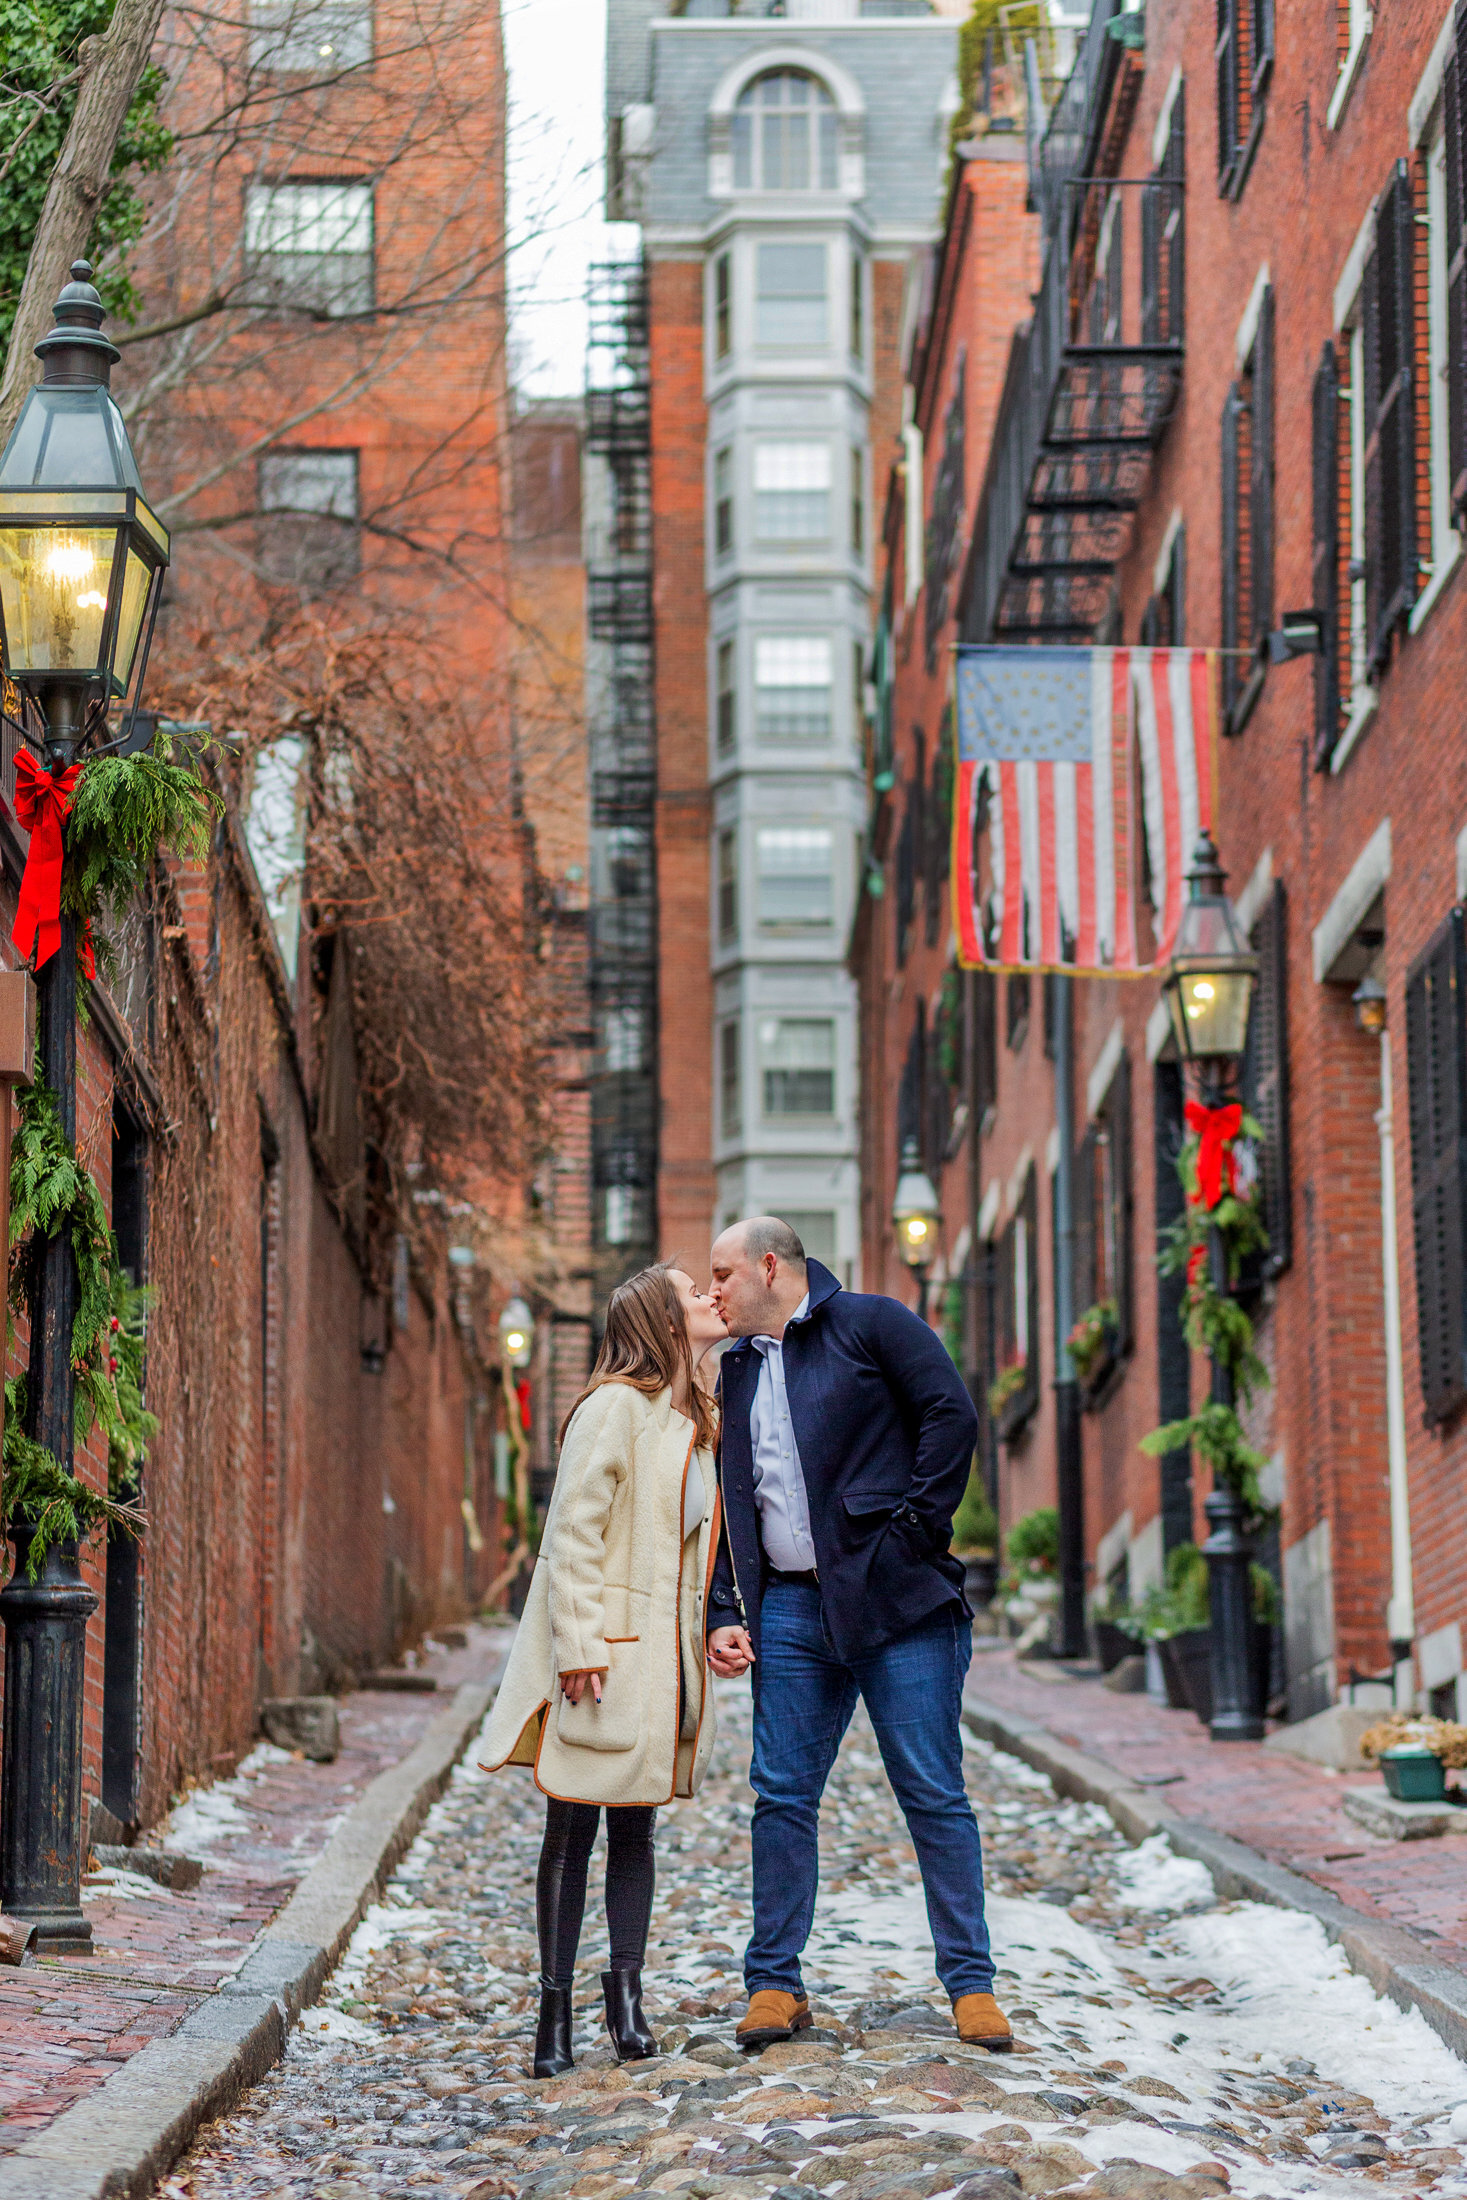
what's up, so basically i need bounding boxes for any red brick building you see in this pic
[857,0,1467,1722]
[0,0,581,1837]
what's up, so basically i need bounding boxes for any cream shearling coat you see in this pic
[479,1381,720,1806]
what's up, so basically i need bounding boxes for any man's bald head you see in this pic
[710,1215,809,1340]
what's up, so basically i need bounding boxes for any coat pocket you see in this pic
[554,1640,642,1753]
[841,1490,904,1519]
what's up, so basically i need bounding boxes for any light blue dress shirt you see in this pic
[749,1292,816,1572]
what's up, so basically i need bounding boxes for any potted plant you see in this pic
[1000,1506,1060,1642]
[950,1466,999,1610]
[1090,1585,1139,1674]
[987,1358,1032,1439]
[1067,1297,1120,1405]
[1359,1713,1467,1799]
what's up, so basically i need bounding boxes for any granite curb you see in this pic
[0,1673,498,2200]
[963,1688,1467,2067]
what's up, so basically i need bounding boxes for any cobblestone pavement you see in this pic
[166,1679,1467,2200]
[0,1626,500,2151]
[968,1643,1467,1957]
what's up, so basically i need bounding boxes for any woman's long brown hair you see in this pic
[561,1264,719,1452]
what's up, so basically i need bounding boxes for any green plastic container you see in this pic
[1380,1745,1447,1802]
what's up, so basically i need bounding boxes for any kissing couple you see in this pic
[480,1216,1009,2076]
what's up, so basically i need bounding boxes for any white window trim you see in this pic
[1412,118,1464,635]
[1151,66,1183,167]
[1332,199,1377,332]
[1409,0,1456,145]
[1234,262,1271,371]
[1152,505,1184,594]
[1326,0,1373,132]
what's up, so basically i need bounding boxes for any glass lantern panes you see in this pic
[0,526,116,674]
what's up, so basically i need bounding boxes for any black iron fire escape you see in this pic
[962,4,1184,643]
[585,260,658,1312]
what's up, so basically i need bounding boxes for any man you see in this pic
[706,1216,1009,2054]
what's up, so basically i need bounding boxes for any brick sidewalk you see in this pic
[968,1639,1467,1966]
[0,1622,508,2155]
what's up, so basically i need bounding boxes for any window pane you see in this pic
[755,634,832,740]
[717,826,738,941]
[245,181,373,314]
[257,448,360,588]
[720,1019,742,1135]
[715,446,733,554]
[757,826,833,928]
[716,637,736,751]
[714,252,731,358]
[602,1004,643,1074]
[757,242,827,348]
[250,0,372,72]
[850,249,865,358]
[734,69,835,195]
[781,1209,836,1266]
[760,1016,835,1117]
[754,440,830,542]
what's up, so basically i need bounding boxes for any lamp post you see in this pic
[0,263,169,1947]
[892,1136,940,1323]
[1162,832,1260,1743]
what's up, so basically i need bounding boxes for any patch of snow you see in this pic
[80,1867,169,1902]
[1114,1832,1217,1912]
[162,1782,253,1851]
[237,1742,296,1777]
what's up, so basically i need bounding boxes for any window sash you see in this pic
[716,638,736,751]
[759,1016,835,1117]
[720,1020,742,1135]
[716,827,738,942]
[755,634,832,740]
[245,181,374,314]
[249,0,372,72]
[756,242,827,349]
[756,826,833,928]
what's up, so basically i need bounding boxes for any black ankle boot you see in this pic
[533,1982,574,2078]
[602,1966,658,2061]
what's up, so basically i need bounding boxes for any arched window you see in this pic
[732,70,838,192]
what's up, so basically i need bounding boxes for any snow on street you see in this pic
[165,1675,1467,2200]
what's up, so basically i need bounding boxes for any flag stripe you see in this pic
[950,646,1219,976]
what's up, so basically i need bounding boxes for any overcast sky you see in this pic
[504,0,637,400]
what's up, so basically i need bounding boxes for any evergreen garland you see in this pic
[64,732,224,976]
[1139,1115,1274,1523]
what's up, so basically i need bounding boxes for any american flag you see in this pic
[952,646,1218,975]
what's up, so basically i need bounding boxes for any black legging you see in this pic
[536,1797,657,1990]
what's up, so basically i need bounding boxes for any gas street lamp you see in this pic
[892,1135,940,1323]
[0,263,170,1950]
[499,1296,534,1371]
[1162,832,1262,1743]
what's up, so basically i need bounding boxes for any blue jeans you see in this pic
[746,1579,994,2001]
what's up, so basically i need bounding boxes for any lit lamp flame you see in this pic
[504,1330,526,1356]
[44,538,95,585]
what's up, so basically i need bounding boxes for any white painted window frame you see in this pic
[1326,0,1373,132]
[1411,110,1465,632]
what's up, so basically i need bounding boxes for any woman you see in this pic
[480,1265,726,2078]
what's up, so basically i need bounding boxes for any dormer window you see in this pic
[732,70,837,192]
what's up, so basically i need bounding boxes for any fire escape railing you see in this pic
[962,173,1183,644]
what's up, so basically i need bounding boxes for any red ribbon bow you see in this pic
[1184,1099,1243,1211]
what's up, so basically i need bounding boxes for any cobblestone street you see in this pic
[161,1679,1467,2200]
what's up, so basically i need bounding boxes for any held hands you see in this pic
[560,1670,604,1706]
[708,1625,755,1678]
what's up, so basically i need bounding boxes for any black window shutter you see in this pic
[1073,1124,1097,1317]
[1249,0,1274,106]
[1153,1060,1192,1554]
[1110,1048,1135,1352]
[1141,185,1160,345]
[1220,383,1243,715]
[1447,36,1467,513]
[1249,285,1275,646]
[1242,878,1292,1276]
[1022,1166,1040,1423]
[1139,594,1163,644]
[1311,343,1342,770]
[973,966,997,1119]
[1406,908,1467,1423]
[1364,161,1419,673]
[1215,0,1239,189]
[1165,84,1186,339]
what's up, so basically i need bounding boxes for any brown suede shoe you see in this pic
[736,1990,813,2049]
[952,1992,1013,2051]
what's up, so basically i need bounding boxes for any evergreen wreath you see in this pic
[1140,1112,1275,1522]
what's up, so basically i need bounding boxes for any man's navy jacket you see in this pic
[709,1258,979,1664]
